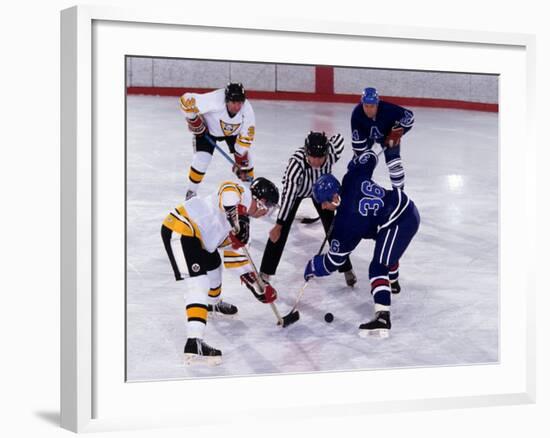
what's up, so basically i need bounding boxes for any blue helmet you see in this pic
[313,174,341,204]
[361,87,379,105]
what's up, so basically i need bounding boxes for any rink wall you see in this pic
[126,57,498,112]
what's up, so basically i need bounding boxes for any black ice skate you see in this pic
[183,338,222,366]
[391,280,401,294]
[359,311,391,338]
[344,269,357,287]
[207,299,238,317]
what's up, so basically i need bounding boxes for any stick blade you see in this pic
[300,216,320,224]
[280,310,300,328]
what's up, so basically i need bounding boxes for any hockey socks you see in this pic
[187,151,212,191]
[370,275,391,311]
[389,262,400,294]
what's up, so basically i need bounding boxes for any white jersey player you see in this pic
[180,83,256,199]
[161,177,279,365]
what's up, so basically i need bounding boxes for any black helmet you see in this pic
[304,131,328,157]
[224,82,246,102]
[250,177,279,207]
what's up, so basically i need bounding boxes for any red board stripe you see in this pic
[315,66,334,95]
[127,87,498,113]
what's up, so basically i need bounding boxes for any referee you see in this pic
[259,131,356,287]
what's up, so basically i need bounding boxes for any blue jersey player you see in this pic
[303,151,420,337]
[351,87,414,189]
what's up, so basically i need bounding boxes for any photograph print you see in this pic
[125,57,498,381]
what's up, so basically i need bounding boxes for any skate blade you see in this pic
[358,328,390,339]
[208,312,238,320]
[184,353,222,366]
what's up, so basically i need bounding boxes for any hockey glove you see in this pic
[240,272,278,303]
[228,215,250,249]
[263,283,277,303]
[186,115,206,137]
[303,255,331,282]
[232,152,253,182]
[384,123,404,148]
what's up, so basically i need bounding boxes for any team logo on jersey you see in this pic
[400,110,414,127]
[191,263,201,273]
[369,126,384,141]
[220,120,241,137]
[180,96,199,114]
[358,152,373,164]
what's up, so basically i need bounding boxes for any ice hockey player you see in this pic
[161,177,279,365]
[351,87,414,189]
[180,83,256,199]
[259,131,356,287]
[303,151,420,337]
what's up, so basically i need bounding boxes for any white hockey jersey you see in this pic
[180,182,252,253]
[180,89,256,153]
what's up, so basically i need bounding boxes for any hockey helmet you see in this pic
[361,87,380,105]
[313,173,341,204]
[250,177,280,208]
[304,131,329,157]
[225,82,246,102]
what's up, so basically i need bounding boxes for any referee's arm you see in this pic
[276,158,303,226]
[328,133,345,164]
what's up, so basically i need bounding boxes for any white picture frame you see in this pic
[60,5,536,433]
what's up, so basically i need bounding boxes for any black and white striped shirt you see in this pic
[277,134,345,224]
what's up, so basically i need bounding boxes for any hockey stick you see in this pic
[299,215,320,224]
[240,245,287,326]
[280,221,335,328]
[203,134,253,182]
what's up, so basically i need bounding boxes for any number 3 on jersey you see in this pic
[358,181,385,216]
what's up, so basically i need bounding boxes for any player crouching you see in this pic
[181,83,256,200]
[303,151,420,338]
[161,177,279,365]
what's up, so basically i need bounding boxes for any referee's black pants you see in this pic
[260,197,353,276]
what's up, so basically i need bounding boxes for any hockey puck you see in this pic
[324,312,334,323]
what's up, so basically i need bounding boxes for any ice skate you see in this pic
[207,299,238,318]
[183,338,222,365]
[185,189,196,200]
[391,280,401,294]
[359,311,391,338]
[344,269,357,287]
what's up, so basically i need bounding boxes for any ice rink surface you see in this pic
[126,95,498,381]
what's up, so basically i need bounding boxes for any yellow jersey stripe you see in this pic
[163,205,202,241]
[218,182,244,210]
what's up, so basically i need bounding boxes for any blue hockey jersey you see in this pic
[351,101,414,154]
[317,151,411,273]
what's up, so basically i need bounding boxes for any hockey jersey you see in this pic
[319,151,411,272]
[350,100,414,154]
[180,88,256,152]
[163,181,252,253]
